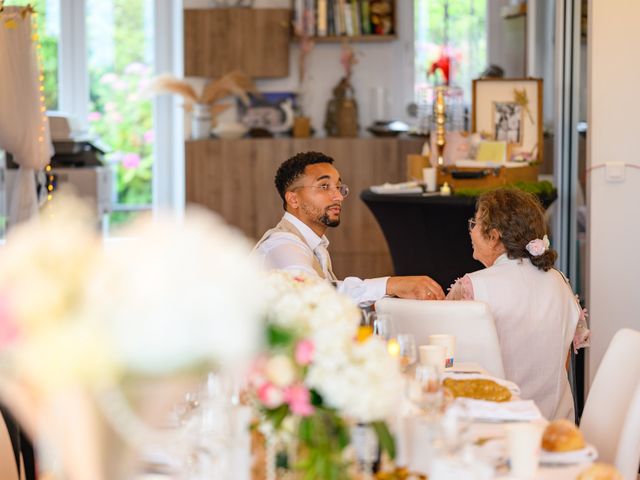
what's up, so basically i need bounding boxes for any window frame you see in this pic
[56,0,184,215]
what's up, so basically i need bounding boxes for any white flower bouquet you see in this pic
[0,195,264,480]
[249,271,402,478]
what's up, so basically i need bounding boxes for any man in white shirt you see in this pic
[253,151,445,306]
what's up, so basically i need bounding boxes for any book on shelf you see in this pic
[317,0,328,36]
[293,0,393,38]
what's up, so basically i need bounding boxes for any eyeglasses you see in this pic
[294,184,350,197]
[468,217,477,232]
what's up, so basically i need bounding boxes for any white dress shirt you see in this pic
[253,212,388,306]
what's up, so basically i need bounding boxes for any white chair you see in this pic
[580,328,640,480]
[374,298,506,378]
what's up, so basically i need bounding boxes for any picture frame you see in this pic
[472,78,543,162]
[237,92,296,134]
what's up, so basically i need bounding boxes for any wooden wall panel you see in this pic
[184,9,290,79]
[185,137,423,278]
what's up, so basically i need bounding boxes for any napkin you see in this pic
[370,181,423,194]
[442,372,521,396]
[454,398,543,422]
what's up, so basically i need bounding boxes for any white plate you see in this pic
[540,443,598,465]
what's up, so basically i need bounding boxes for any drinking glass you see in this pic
[406,364,444,418]
[397,334,417,372]
[370,312,395,341]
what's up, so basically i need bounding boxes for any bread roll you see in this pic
[576,463,623,480]
[541,419,585,452]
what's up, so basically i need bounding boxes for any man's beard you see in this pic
[320,205,341,227]
[320,213,340,227]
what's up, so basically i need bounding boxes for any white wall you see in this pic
[586,0,640,384]
[182,1,415,136]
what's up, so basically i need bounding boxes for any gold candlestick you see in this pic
[434,86,447,166]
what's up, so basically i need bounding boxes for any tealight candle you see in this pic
[440,182,451,196]
[387,338,400,357]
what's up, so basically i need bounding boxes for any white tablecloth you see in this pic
[398,363,593,479]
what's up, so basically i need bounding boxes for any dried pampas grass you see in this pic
[149,71,258,108]
[200,70,258,106]
[147,74,198,104]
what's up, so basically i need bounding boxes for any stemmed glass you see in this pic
[406,364,444,419]
[397,334,417,373]
[369,312,395,341]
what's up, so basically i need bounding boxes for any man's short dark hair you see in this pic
[275,151,335,209]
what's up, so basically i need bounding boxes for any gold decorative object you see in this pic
[434,86,446,166]
[442,378,512,402]
[325,77,359,137]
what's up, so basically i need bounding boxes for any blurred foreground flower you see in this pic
[0,194,264,480]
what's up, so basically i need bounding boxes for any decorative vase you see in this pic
[325,77,359,137]
[191,103,212,140]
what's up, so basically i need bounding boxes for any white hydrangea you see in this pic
[84,207,264,376]
[263,271,402,422]
[307,338,402,422]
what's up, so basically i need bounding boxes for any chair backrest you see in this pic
[374,298,506,378]
[0,412,20,480]
[580,328,640,480]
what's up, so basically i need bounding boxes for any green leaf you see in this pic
[372,420,396,460]
[266,324,295,348]
[265,404,289,429]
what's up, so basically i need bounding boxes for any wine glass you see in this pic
[397,334,417,372]
[406,364,444,419]
[370,312,395,341]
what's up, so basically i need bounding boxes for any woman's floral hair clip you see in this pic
[526,234,550,257]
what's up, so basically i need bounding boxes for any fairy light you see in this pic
[28,6,54,204]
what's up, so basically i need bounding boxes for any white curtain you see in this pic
[0,7,53,228]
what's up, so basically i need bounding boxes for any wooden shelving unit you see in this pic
[304,34,396,43]
[294,0,397,44]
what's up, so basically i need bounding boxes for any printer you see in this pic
[1,112,114,222]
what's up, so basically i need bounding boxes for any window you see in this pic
[86,0,154,226]
[414,0,487,105]
[4,0,161,231]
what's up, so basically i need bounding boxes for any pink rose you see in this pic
[258,382,284,408]
[0,296,19,347]
[284,385,314,416]
[294,339,314,366]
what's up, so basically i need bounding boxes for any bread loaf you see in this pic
[541,419,585,452]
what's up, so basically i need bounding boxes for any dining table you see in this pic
[135,362,595,480]
[395,362,594,479]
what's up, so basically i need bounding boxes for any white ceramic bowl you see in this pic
[212,122,249,140]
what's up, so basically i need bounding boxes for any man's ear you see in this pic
[285,190,298,209]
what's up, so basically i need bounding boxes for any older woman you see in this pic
[447,188,590,420]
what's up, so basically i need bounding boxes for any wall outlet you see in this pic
[605,162,626,182]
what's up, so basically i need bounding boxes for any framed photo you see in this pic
[237,92,296,134]
[472,78,543,162]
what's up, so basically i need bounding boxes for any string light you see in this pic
[27,5,54,204]
[3,4,54,205]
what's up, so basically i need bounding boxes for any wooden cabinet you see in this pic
[184,8,290,78]
[185,137,423,279]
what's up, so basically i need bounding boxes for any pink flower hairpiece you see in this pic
[526,234,550,257]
